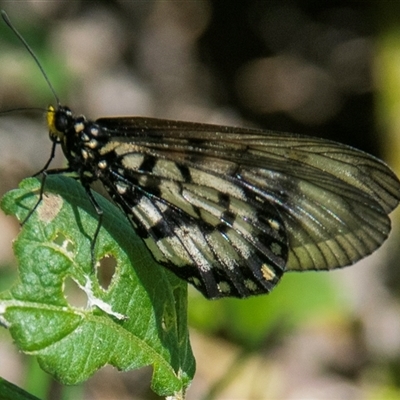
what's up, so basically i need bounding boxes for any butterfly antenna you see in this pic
[1,10,60,106]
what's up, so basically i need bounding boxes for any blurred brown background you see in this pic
[0,1,400,399]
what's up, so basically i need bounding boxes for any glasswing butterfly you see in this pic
[2,10,400,299]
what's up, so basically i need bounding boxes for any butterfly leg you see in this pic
[32,140,59,177]
[22,167,74,225]
[81,184,104,270]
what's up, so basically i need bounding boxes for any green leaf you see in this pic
[0,176,195,397]
[0,377,41,400]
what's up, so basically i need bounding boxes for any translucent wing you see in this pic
[96,117,400,298]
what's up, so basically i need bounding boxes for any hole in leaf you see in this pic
[53,232,75,253]
[97,254,117,290]
[63,276,88,308]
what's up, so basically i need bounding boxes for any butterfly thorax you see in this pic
[47,105,111,179]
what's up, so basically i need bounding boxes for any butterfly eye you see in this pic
[54,110,71,132]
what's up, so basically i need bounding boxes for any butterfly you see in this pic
[3,10,400,299]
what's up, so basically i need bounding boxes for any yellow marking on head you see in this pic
[46,105,66,142]
[47,105,58,136]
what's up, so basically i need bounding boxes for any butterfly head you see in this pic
[47,105,74,143]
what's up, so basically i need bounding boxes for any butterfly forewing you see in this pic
[101,152,288,298]
[95,117,400,285]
